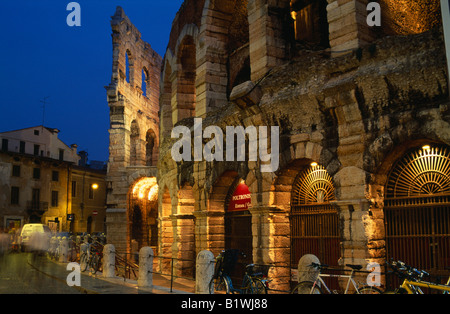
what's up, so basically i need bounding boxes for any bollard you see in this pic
[102,244,116,278]
[195,250,215,294]
[138,247,154,288]
[298,254,320,283]
[59,237,68,263]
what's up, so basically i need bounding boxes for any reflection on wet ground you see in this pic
[0,252,83,294]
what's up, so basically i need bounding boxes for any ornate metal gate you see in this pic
[385,145,450,280]
[290,165,340,268]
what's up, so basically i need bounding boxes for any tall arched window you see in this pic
[142,68,149,97]
[125,50,132,83]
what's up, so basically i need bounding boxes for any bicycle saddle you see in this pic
[346,264,363,271]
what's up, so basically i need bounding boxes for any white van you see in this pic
[20,224,52,252]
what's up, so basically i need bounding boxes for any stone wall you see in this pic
[157,0,449,289]
[105,0,449,291]
[105,7,162,253]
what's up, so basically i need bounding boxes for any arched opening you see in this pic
[177,36,196,121]
[384,144,450,286]
[290,163,339,287]
[141,68,149,97]
[125,50,133,84]
[209,171,253,283]
[290,0,329,50]
[127,177,159,253]
[145,129,158,167]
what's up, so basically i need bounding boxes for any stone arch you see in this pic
[127,177,159,252]
[267,145,338,291]
[379,0,442,36]
[290,163,339,271]
[207,170,240,256]
[381,142,450,283]
[175,31,198,122]
[365,137,450,273]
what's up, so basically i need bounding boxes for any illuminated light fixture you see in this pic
[91,183,99,190]
[311,162,318,167]
[422,145,431,151]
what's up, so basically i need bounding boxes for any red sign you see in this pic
[228,183,252,212]
[92,210,98,216]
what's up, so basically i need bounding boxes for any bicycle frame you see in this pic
[312,273,360,294]
[400,279,450,294]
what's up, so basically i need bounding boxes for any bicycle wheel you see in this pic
[241,276,253,294]
[90,254,100,274]
[356,286,383,294]
[250,278,268,294]
[291,281,322,294]
[209,276,230,294]
[80,253,89,272]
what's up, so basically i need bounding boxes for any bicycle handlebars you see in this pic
[388,259,429,280]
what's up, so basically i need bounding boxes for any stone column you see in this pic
[248,0,290,81]
[327,0,376,55]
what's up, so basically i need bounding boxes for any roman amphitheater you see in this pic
[105,0,450,291]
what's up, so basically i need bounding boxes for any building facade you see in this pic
[0,126,106,234]
[105,7,162,254]
[105,1,450,291]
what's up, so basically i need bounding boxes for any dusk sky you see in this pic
[0,0,184,162]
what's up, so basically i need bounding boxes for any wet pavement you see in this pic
[0,252,195,294]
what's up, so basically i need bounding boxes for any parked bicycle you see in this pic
[291,262,382,294]
[80,240,103,275]
[387,260,450,294]
[209,249,270,294]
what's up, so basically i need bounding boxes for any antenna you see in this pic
[40,96,50,126]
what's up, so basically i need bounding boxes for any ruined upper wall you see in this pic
[108,6,162,115]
